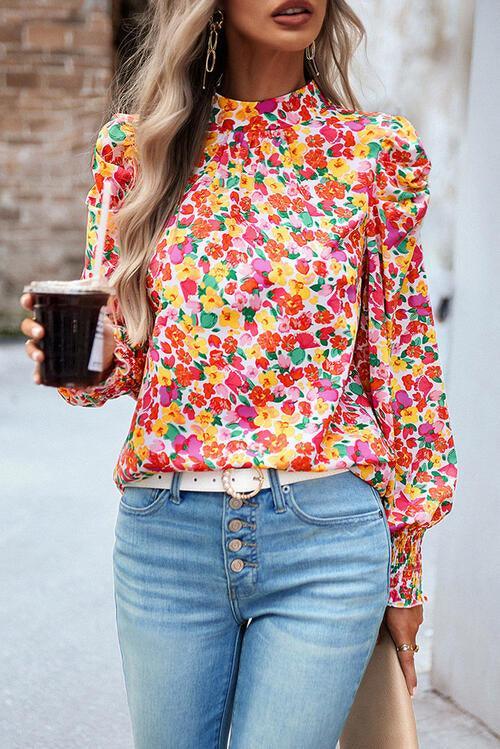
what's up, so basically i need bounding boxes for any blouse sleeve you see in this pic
[368,113,459,607]
[57,114,148,408]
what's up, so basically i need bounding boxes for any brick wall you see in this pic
[0,0,114,332]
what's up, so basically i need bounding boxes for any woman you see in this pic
[20,1,458,746]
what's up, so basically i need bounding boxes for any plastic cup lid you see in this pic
[23,278,115,295]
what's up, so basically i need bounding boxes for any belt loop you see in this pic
[268,468,287,514]
[170,470,182,504]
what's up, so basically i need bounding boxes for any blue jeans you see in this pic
[113,468,391,749]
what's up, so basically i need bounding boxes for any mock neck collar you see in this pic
[209,76,331,133]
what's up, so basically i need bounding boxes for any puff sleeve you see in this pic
[57,113,148,407]
[365,114,458,607]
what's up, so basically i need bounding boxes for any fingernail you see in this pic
[32,325,42,337]
[411,687,417,697]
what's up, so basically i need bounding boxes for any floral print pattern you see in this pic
[58,77,458,607]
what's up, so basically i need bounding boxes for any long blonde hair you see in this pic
[109,0,365,347]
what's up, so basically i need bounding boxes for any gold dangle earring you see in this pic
[202,8,224,90]
[305,39,320,78]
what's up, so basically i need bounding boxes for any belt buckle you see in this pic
[221,466,265,499]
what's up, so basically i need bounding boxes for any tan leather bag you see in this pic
[339,619,419,749]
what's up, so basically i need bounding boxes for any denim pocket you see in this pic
[285,471,383,526]
[119,486,171,516]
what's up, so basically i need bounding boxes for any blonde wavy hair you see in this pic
[109,0,365,348]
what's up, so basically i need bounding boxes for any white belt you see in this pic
[126,466,350,499]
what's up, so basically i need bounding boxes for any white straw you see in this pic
[93,179,112,279]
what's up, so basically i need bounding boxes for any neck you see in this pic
[220,35,306,102]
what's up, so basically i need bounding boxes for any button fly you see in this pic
[223,483,258,592]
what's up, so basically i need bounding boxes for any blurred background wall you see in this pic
[352,0,473,282]
[0,0,143,332]
[430,0,500,735]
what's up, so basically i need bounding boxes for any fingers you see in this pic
[19,292,44,341]
[33,362,41,384]
[21,317,44,340]
[20,317,45,360]
[396,650,418,696]
[20,292,34,311]
[25,339,44,362]
[20,291,44,339]
[20,293,44,383]
[101,302,120,328]
[24,339,43,384]
[384,605,422,696]
[102,305,114,320]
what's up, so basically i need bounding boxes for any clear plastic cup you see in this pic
[23,278,115,387]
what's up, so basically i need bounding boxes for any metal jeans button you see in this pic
[228,519,243,531]
[229,497,243,510]
[230,558,245,572]
[228,538,243,552]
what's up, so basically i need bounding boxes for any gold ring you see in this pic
[396,643,419,653]
[222,466,265,499]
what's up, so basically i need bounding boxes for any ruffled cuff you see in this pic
[57,324,143,407]
[387,525,428,608]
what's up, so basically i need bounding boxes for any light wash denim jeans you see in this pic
[113,468,391,749]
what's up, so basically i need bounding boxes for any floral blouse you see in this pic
[58,77,458,607]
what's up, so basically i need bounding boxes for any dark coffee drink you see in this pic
[24,279,114,387]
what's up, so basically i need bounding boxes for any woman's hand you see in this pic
[382,604,423,697]
[20,293,45,384]
[20,293,117,384]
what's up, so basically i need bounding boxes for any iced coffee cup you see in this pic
[23,278,115,387]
